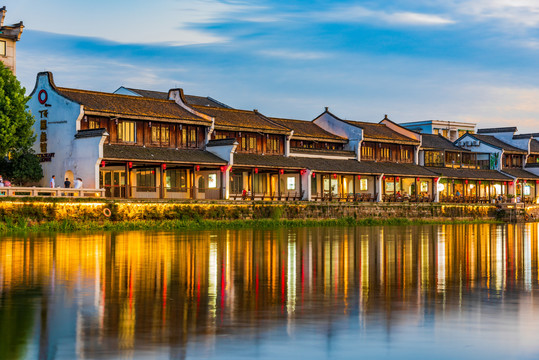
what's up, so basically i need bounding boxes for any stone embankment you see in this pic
[1,198,536,224]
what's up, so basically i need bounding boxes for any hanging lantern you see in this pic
[504,182,507,186]
[396,177,400,182]
[382,175,386,180]
[524,180,527,184]
[254,168,259,174]
[478,180,481,185]
[300,169,307,175]
[536,180,539,185]
[195,165,200,171]
[510,181,514,185]
[416,177,420,182]
[434,177,439,182]
[220,165,226,172]
[312,172,316,178]
[465,179,468,184]
[333,173,337,179]
[279,169,284,175]
[357,175,361,180]
[128,161,133,169]
[100,160,105,167]
[161,163,166,170]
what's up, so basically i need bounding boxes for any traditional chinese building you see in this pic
[0,7,24,75]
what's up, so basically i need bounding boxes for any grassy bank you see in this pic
[0,217,502,233]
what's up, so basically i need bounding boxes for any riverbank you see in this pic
[0,217,503,233]
[0,198,517,233]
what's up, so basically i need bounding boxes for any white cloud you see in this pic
[446,0,539,28]
[319,5,455,26]
[6,0,265,45]
[257,49,330,60]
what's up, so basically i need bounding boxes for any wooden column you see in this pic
[278,171,282,200]
[125,162,131,199]
[159,165,165,199]
[353,175,357,198]
[251,169,255,200]
[299,170,303,199]
[192,166,196,199]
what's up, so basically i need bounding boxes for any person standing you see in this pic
[74,178,83,189]
[50,175,56,188]
[64,177,71,188]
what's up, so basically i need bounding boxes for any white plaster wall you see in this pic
[28,73,84,188]
[206,144,235,163]
[72,136,105,188]
[313,112,363,152]
[457,134,502,169]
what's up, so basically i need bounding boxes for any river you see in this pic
[1,223,539,359]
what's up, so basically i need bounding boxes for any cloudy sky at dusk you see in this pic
[6,0,539,132]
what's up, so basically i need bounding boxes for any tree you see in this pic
[0,64,42,185]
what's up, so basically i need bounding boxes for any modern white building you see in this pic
[401,120,476,142]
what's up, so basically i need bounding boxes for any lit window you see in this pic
[287,176,296,190]
[118,121,136,143]
[360,179,368,191]
[208,174,217,188]
[0,41,5,56]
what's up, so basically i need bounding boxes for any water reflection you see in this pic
[1,223,539,359]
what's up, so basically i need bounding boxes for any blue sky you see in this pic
[6,0,539,132]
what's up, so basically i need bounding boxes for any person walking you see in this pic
[64,177,71,188]
[50,175,56,188]
[74,178,83,189]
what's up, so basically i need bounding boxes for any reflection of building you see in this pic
[0,7,23,74]
[1,224,539,357]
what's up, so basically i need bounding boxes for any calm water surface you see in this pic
[1,224,539,359]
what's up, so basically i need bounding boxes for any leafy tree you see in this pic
[0,64,42,185]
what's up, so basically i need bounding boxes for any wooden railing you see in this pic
[0,187,106,198]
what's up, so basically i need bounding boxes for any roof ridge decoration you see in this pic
[477,127,517,134]
[168,88,215,123]
[59,86,178,103]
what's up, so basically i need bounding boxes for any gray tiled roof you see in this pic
[421,134,464,151]
[501,168,539,180]
[75,128,109,138]
[471,134,527,154]
[428,167,512,180]
[103,144,227,165]
[125,87,232,108]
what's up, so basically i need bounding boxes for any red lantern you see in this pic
[396,177,400,182]
[279,169,284,175]
[478,180,481,185]
[254,168,258,174]
[128,162,133,169]
[510,181,513,185]
[312,172,316,178]
[220,165,226,172]
[465,180,468,184]
[536,180,539,185]
[382,176,386,180]
[504,182,507,186]
[162,163,166,170]
[101,160,105,167]
[195,165,200,171]
[333,173,337,179]
[300,169,306,175]
[416,177,420,182]
[357,175,361,180]
[434,177,439,182]
[524,180,527,184]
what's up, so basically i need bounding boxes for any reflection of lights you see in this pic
[287,233,297,315]
[437,228,446,293]
[524,224,532,291]
[208,240,218,320]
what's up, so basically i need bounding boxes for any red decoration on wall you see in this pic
[38,90,48,104]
